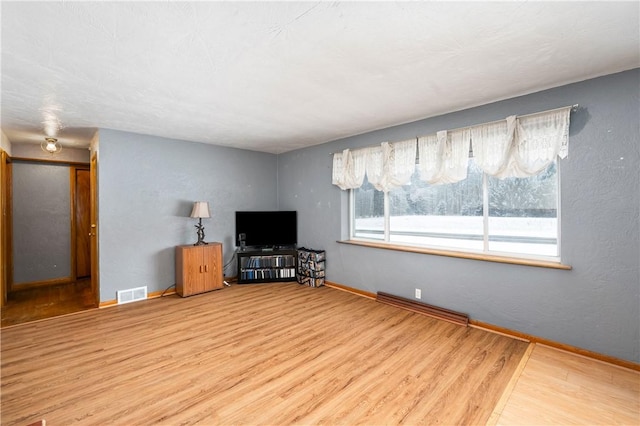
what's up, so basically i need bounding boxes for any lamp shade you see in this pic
[190,201,210,218]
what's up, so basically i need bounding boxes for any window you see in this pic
[338,106,572,262]
[351,159,559,260]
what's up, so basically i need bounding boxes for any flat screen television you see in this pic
[235,211,297,249]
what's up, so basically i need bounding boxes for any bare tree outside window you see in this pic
[352,160,559,259]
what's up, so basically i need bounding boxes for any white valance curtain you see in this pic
[333,140,416,192]
[417,129,471,184]
[472,107,571,178]
[366,140,416,192]
[332,106,572,190]
[331,148,367,190]
[471,115,518,178]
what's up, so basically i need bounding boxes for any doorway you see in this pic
[1,156,98,327]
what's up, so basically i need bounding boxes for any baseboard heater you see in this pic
[376,292,469,327]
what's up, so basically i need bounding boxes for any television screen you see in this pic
[235,211,297,249]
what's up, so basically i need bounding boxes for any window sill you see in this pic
[337,240,572,270]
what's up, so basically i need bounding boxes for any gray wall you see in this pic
[277,69,640,363]
[97,129,278,302]
[12,162,71,283]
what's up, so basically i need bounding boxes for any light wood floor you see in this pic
[495,344,640,425]
[1,283,638,425]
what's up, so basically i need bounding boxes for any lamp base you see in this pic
[194,219,208,246]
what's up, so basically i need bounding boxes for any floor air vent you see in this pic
[117,286,148,305]
[376,292,469,326]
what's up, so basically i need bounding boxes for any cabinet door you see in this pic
[181,246,206,296]
[202,244,223,290]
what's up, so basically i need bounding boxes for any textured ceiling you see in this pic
[2,1,639,154]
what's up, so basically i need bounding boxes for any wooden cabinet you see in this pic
[175,243,223,297]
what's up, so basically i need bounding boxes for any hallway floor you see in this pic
[1,279,97,327]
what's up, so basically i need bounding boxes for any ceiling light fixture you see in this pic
[41,137,62,155]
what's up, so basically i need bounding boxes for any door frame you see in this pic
[0,150,11,307]
[3,155,99,305]
[90,153,99,306]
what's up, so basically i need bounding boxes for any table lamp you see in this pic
[190,201,210,246]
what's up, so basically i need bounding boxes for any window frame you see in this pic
[348,160,563,264]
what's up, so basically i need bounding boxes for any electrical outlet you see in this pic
[415,288,422,299]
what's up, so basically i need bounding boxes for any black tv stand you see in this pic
[237,248,297,284]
